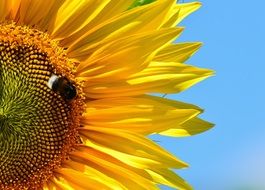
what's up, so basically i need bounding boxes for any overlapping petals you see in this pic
[0,0,213,189]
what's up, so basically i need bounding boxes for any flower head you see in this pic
[0,0,213,189]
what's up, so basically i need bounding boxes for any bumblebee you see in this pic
[47,74,77,100]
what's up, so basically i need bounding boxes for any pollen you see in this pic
[0,23,84,189]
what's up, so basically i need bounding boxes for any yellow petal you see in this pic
[0,1,9,20]
[143,94,202,111]
[15,0,59,27]
[76,28,183,83]
[154,42,202,63]
[162,2,202,28]
[45,179,70,190]
[56,0,133,46]
[66,0,176,60]
[79,127,188,169]
[37,0,66,31]
[82,62,213,98]
[63,160,126,190]
[147,168,192,190]
[51,0,110,39]
[70,146,158,190]
[0,0,20,21]
[85,141,163,170]
[82,96,199,134]
[43,180,60,190]
[160,117,214,137]
[144,92,214,138]
[55,168,112,190]
[133,0,175,33]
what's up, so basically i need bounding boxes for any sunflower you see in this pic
[0,0,213,189]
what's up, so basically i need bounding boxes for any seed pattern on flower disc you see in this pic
[0,23,84,189]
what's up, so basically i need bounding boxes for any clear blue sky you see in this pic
[156,0,265,189]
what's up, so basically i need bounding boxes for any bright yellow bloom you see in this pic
[0,0,213,189]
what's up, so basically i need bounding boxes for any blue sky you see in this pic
[156,0,265,189]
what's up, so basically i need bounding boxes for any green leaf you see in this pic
[128,0,157,10]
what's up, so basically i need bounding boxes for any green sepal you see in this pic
[128,0,157,10]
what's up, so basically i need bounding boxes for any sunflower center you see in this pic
[0,23,83,189]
